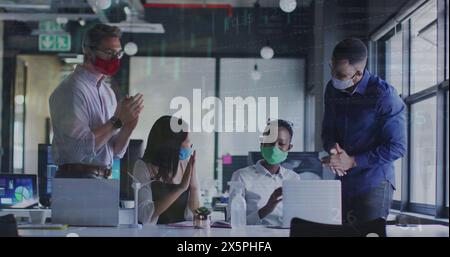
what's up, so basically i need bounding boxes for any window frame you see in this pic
[373,0,449,219]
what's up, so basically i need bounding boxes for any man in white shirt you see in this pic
[49,24,144,178]
[228,119,300,226]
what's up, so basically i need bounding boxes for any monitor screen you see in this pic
[0,174,37,208]
[111,159,120,180]
[222,156,249,193]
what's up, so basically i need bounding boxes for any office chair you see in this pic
[290,218,387,237]
[0,214,19,237]
[353,218,387,237]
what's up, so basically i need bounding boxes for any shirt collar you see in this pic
[74,65,105,86]
[255,160,286,179]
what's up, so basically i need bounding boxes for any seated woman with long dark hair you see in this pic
[133,115,200,224]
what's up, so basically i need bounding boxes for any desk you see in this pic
[19,225,289,237]
[18,224,448,237]
[387,225,449,237]
[3,209,447,237]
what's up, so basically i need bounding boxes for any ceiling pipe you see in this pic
[143,3,233,17]
[0,3,51,10]
[0,13,98,21]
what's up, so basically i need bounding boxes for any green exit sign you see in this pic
[39,34,71,52]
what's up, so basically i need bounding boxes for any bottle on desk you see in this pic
[229,181,246,229]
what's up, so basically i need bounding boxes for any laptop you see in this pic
[52,178,120,227]
[0,174,39,209]
[282,180,342,228]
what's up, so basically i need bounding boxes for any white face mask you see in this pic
[331,72,358,90]
[331,77,354,90]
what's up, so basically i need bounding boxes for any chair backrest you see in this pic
[0,214,19,237]
[290,218,355,237]
[290,218,387,237]
[353,218,387,237]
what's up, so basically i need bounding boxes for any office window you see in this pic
[13,60,26,173]
[410,97,437,205]
[410,0,438,94]
[393,160,402,201]
[385,31,403,95]
[12,55,61,174]
[446,0,449,80]
[385,31,404,201]
[129,57,216,186]
[446,90,449,207]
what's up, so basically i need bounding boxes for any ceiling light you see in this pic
[125,42,138,56]
[260,46,274,60]
[280,0,297,13]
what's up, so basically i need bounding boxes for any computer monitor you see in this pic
[111,158,121,180]
[0,174,38,209]
[248,152,323,179]
[38,144,58,207]
[38,140,143,202]
[38,144,121,206]
[221,156,249,193]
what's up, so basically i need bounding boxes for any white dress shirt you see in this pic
[49,65,128,167]
[228,160,300,226]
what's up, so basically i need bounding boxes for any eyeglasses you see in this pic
[92,47,125,60]
[329,63,359,80]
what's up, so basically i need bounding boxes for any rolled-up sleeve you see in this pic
[50,89,97,163]
[109,133,130,159]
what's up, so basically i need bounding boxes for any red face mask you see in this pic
[94,56,121,76]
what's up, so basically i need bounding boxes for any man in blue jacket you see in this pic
[321,38,407,225]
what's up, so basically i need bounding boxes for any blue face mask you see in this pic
[179,147,192,161]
